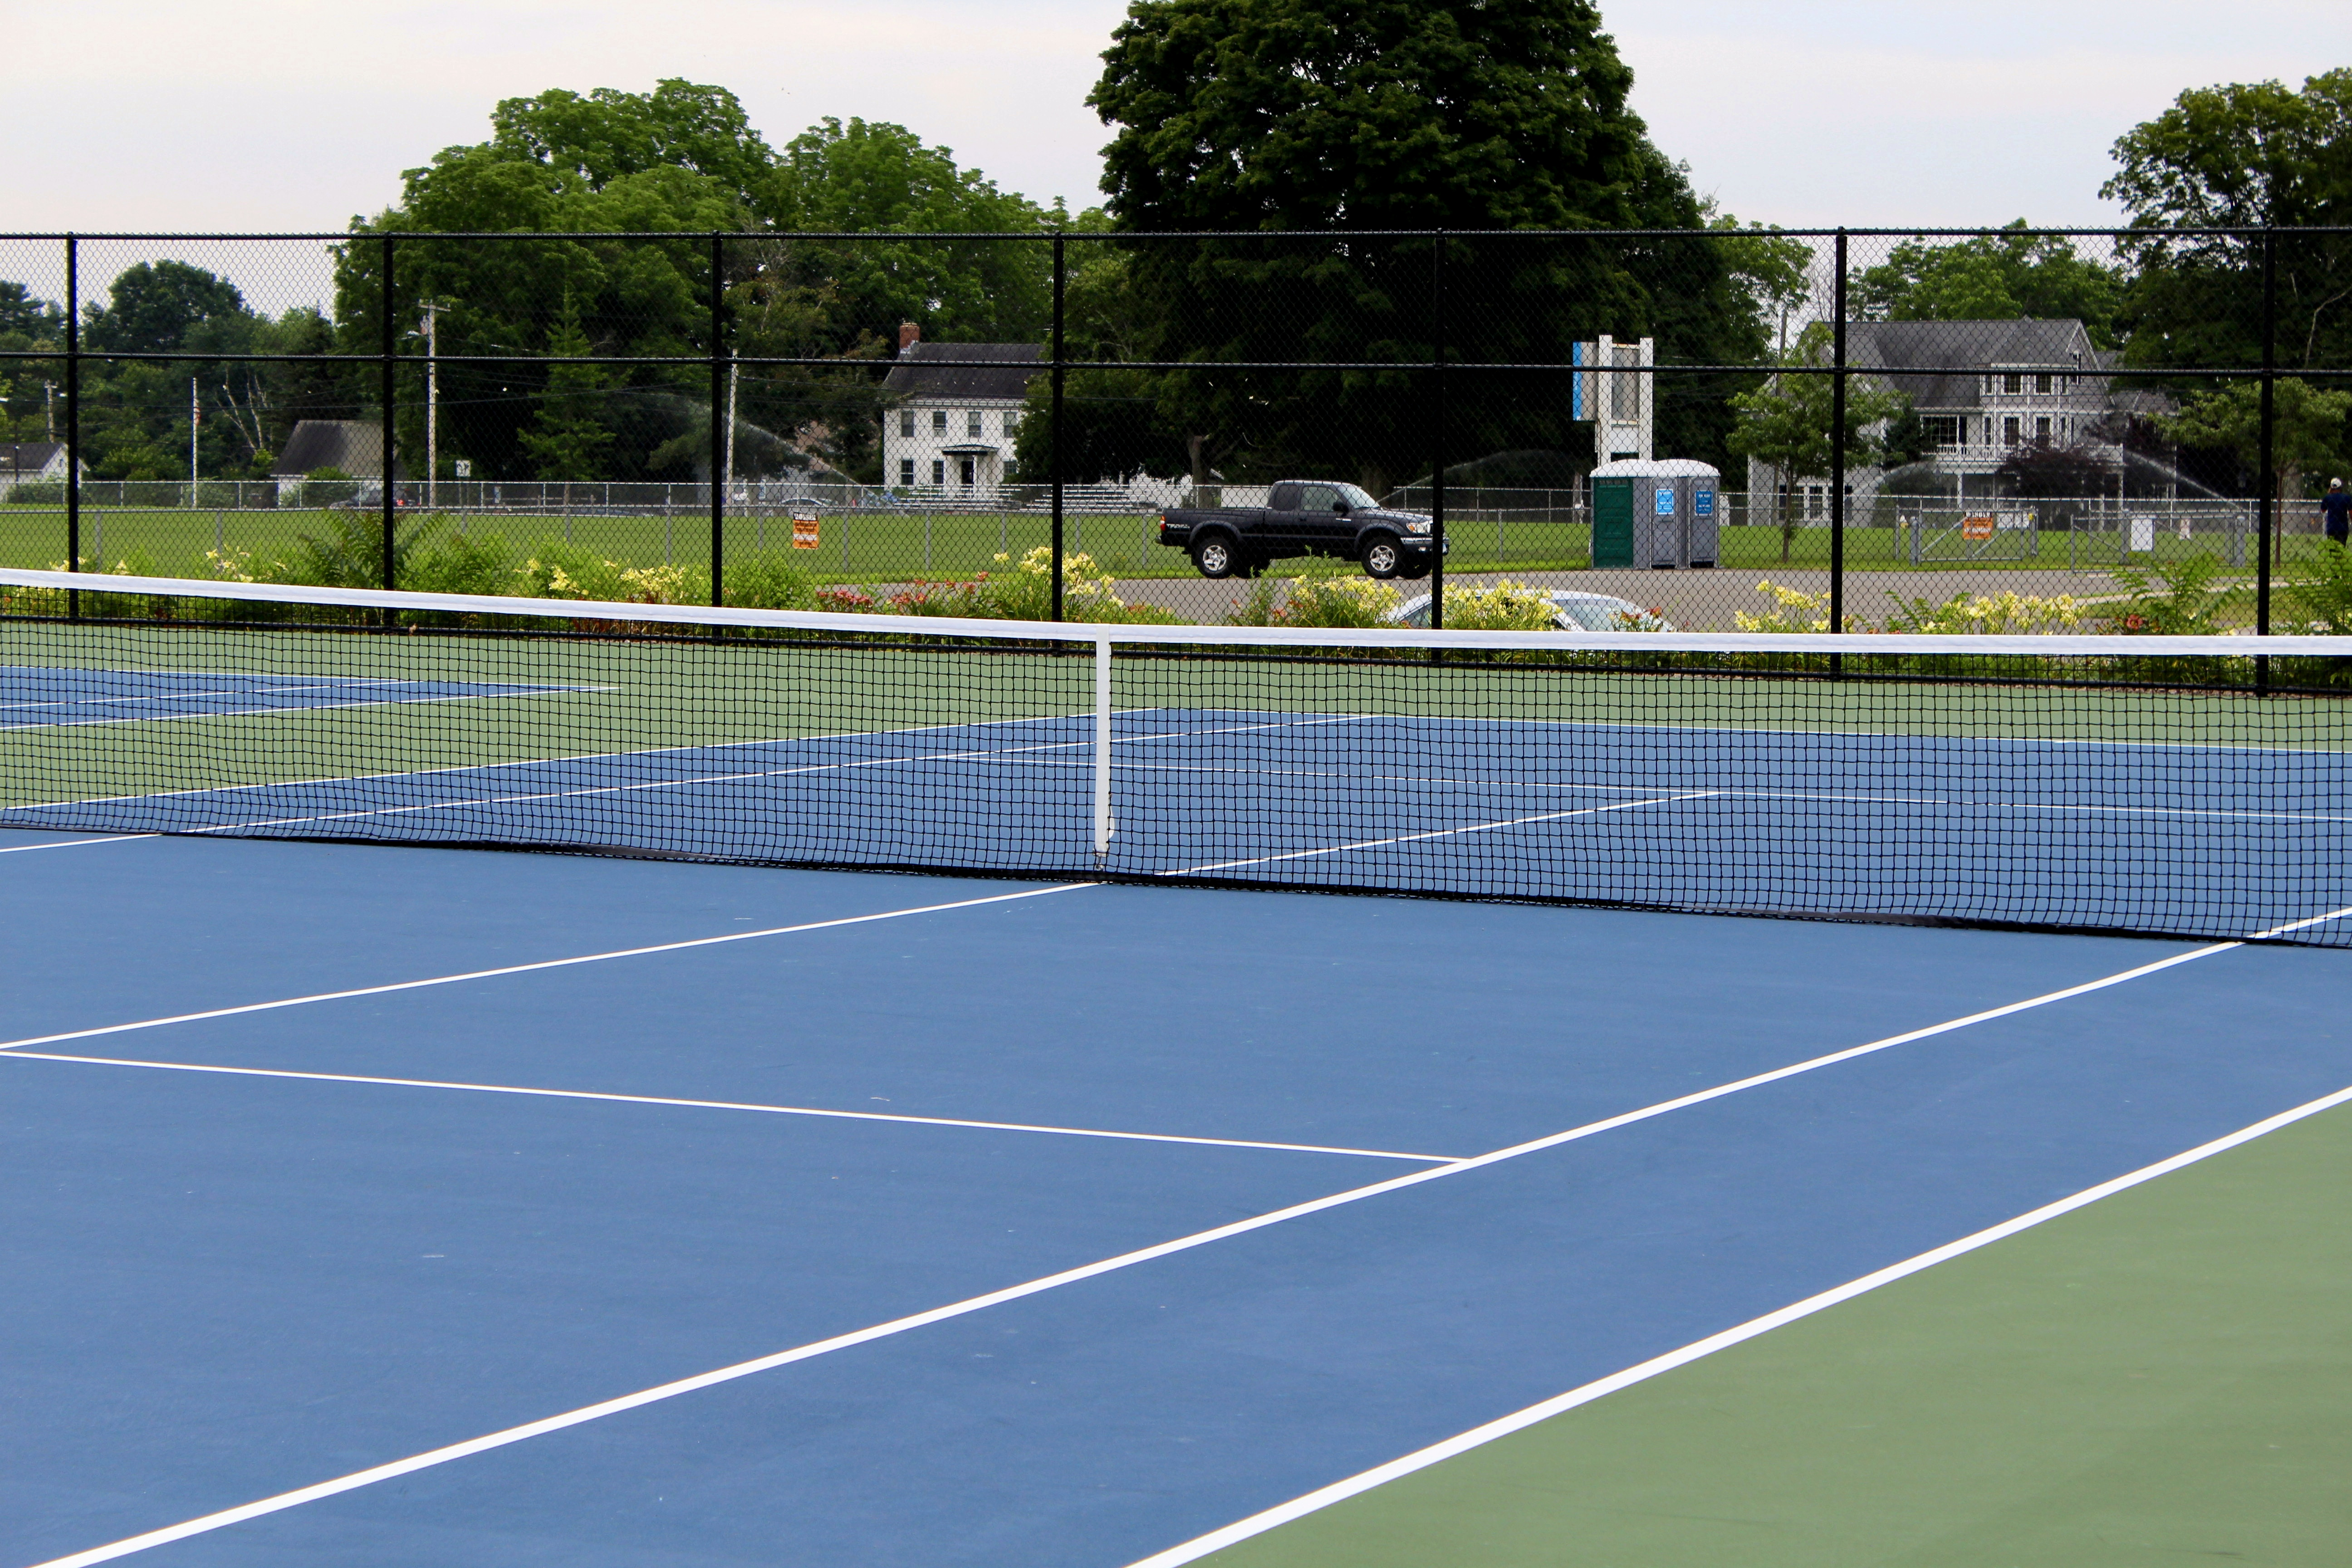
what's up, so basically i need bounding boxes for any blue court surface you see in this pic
[0,664,591,728]
[7,699,2350,937]
[1,825,2347,1567]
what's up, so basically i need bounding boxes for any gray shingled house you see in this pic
[1746,318,2171,516]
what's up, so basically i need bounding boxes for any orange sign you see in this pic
[791,511,821,549]
[1961,514,1995,541]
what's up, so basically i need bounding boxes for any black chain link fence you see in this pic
[2,226,2347,642]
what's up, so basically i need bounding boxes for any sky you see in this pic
[5,0,2347,311]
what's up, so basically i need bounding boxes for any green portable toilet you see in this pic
[1590,474,1636,566]
[1588,459,1720,568]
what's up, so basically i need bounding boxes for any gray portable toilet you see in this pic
[1588,458,1720,568]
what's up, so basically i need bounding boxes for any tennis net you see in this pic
[4,568,2349,946]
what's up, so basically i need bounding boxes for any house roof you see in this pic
[274,420,398,478]
[0,441,64,472]
[882,342,1043,402]
[1847,319,2101,411]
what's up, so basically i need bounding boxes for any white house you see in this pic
[879,327,1040,494]
[0,441,84,499]
[1746,318,2166,516]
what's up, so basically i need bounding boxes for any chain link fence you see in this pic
[2,226,2346,640]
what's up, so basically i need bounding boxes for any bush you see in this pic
[2282,540,2352,633]
[1884,589,2086,635]
[1270,576,1399,628]
[404,528,517,598]
[1436,580,1561,632]
[814,549,1183,625]
[722,551,819,611]
[1734,580,1858,633]
[2096,553,2242,634]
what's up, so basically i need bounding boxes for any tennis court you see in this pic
[2,571,2347,1565]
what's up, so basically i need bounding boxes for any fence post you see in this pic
[710,232,726,610]
[2256,228,2277,660]
[1430,229,1447,634]
[380,233,397,603]
[1050,232,1066,622]
[1829,228,1847,659]
[64,235,78,619]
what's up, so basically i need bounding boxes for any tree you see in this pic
[2104,70,2352,372]
[1088,0,1775,492]
[83,262,254,354]
[1851,223,2125,348]
[2160,377,2352,557]
[515,292,616,481]
[1725,322,1908,561]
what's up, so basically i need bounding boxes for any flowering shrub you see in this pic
[1734,580,1858,633]
[1271,575,1401,628]
[1883,590,2085,635]
[1437,580,1560,632]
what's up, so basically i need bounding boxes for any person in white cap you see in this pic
[2324,477,2351,546]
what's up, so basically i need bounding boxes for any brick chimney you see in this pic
[898,321,920,353]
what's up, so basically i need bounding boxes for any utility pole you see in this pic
[419,300,447,509]
[189,377,201,505]
[43,381,55,442]
[723,348,739,495]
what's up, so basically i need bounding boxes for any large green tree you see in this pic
[2104,70,2352,373]
[1087,0,1775,493]
[2160,377,2352,557]
[336,83,1054,485]
[1852,223,2125,348]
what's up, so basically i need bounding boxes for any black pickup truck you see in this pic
[1157,480,1442,579]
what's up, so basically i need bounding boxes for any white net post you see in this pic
[1094,634,1114,860]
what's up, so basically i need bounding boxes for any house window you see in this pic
[2036,416,2051,441]
[899,458,915,486]
[1922,415,1961,447]
[932,411,948,434]
[1004,411,1021,433]
[931,459,945,485]
[2003,416,2021,445]
[2035,373,2052,394]
[2003,373,2023,395]
[966,411,984,438]
[899,411,916,437]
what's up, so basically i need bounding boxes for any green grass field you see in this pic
[5,505,2319,589]
[1196,1098,2352,1568]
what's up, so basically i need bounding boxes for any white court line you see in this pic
[0,687,606,733]
[0,834,158,853]
[133,717,1371,838]
[0,1052,1455,1163]
[0,676,583,713]
[1122,1073,2352,1568]
[33,916,2315,1568]
[9,1047,1456,1161]
[0,883,1093,1058]
[0,712,1345,829]
[1162,793,1717,876]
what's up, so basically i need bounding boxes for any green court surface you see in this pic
[1198,1100,2352,1568]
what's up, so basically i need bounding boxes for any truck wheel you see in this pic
[1362,536,1403,579]
[1192,535,1240,578]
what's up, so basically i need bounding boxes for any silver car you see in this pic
[1383,589,1671,631]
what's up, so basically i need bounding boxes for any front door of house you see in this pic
[959,457,977,487]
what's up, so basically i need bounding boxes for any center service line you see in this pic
[24,924,2288,1568]
[0,883,1094,1057]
